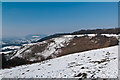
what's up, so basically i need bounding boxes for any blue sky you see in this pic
[2,2,118,37]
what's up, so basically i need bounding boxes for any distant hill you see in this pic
[72,28,120,34]
[2,34,47,48]
[37,28,120,42]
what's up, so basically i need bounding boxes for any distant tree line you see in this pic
[72,28,120,34]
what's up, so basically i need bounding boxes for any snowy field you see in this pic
[0,45,118,78]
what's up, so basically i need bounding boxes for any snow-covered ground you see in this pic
[0,45,118,78]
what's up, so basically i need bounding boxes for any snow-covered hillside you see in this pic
[10,34,88,60]
[10,35,73,61]
[1,45,118,78]
[9,34,118,61]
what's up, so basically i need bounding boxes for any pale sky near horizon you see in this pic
[2,2,118,37]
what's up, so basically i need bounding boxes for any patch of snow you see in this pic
[10,45,31,59]
[1,46,20,50]
[63,34,96,38]
[101,34,118,37]
[32,36,40,38]
[0,51,13,54]
[36,36,73,59]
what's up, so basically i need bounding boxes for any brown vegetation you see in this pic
[57,35,118,57]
